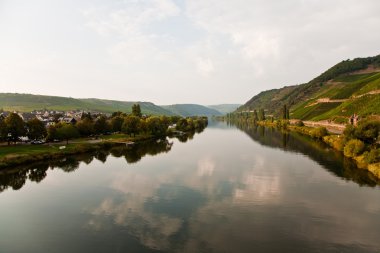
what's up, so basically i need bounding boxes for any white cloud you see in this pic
[196,57,215,76]
[1,0,380,104]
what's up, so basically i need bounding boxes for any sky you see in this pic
[0,0,379,105]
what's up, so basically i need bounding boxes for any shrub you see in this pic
[323,135,346,151]
[343,124,356,140]
[344,139,365,158]
[295,120,304,127]
[363,149,380,164]
[310,127,328,139]
[354,120,380,144]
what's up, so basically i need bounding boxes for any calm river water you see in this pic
[1,122,380,253]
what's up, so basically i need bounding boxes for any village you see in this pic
[0,109,108,127]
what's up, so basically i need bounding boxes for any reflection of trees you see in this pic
[0,138,180,193]
[175,131,195,143]
[124,140,173,164]
[234,122,380,187]
[28,163,49,183]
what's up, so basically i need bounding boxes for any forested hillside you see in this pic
[162,104,222,117]
[0,93,175,115]
[237,54,380,121]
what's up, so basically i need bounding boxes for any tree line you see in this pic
[0,104,208,145]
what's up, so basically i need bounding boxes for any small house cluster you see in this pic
[0,109,108,126]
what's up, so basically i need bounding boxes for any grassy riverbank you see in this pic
[0,133,154,169]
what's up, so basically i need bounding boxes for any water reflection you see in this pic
[0,137,178,193]
[233,122,380,187]
[1,123,380,253]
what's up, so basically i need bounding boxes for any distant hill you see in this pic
[0,93,175,115]
[208,104,241,114]
[237,54,380,122]
[162,104,222,117]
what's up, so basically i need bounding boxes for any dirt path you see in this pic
[290,119,345,134]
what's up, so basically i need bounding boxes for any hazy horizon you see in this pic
[1,0,379,104]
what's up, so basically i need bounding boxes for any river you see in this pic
[0,122,380,253]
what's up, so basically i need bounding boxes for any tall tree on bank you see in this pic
[282,105,290,120]
[132,104,142,118]
[27,118,47,140]
[253,109,258,121]
[122,116,140,137]
[4,113,26,144]
[57,124,80,144]
[0,117,7,142]
[94,115,110,134]
[259,109,266,121]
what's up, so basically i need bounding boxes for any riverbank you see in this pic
[0,134,157,169]
[253,120,380,179]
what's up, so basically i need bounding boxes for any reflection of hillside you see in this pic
[0,139,175,193]
[234,122,380,187]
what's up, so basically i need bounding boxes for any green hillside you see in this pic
[0,93,175,115]
[238,54,380,121]
[208,104,241,114]
[162,104,222,117]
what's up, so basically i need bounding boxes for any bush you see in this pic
[310,127,328,139]
[323,135,346,151]
[354,120,380,144]
[343,124,355,140]
[295,120,304,127]
[363,149,380,164]
[344,139,365,158]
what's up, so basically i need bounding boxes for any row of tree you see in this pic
[0,107,208,145]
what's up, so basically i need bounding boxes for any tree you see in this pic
[0,118,7,142]
[76,118,94,136]
[94,115,110,134]
[132,104,142,118]
[146,116,167,136]
[122,116,140,136]
[259,109,265,121]
[253,109,258,121]
[354,120,380,144]
[57,124,80,144]
[46,125,59,142]
[27,118,47,140]
[176,118,188,131]
[4,113,26,144]
[344,139,365,158]
[111,116,124,132]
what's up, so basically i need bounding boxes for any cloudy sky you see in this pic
[0,0,379,105]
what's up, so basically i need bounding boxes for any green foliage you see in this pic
[343,124,356,140]
[4,113,26,143]
[56,124,80,144]
[132,104,142,117]
[46,125,59,141]
[27,118,47,140]
[94,116,111,134]
[363,149,380,164]
[323,135,346,151]
[354,120,380,144]
[311,55,380,83]
[344,139,365,158]
[310,127,328,139]
[122,116,141,136]
[76,118,94,136]
[146,116,167,136]
[111,116,124,132]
